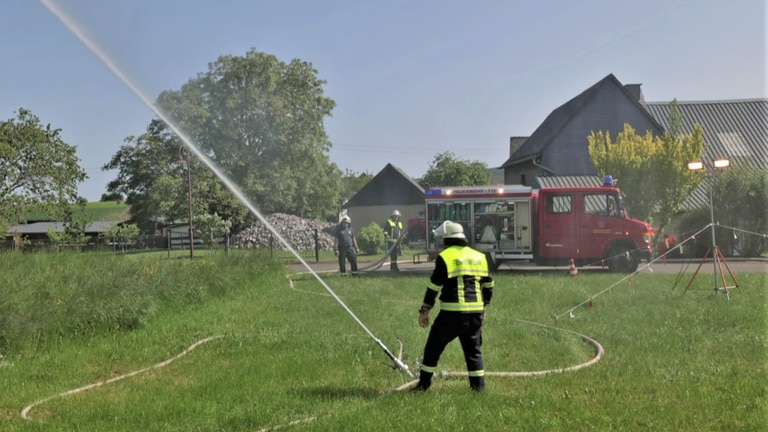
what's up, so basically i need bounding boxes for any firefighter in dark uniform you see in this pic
[334,216,359,273]
[384,209,404,271]
[414,220,494,392]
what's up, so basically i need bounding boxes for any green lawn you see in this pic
[0,251,765,431]
[77,201,131,221]
[17,200,130,223]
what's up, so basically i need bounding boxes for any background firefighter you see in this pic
[334,216,359,273]
[414,220,494,392]
[384,209,404,271]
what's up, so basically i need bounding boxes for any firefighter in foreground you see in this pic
[414,221,494,392]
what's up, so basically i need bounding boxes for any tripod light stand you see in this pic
[684,158,739,299]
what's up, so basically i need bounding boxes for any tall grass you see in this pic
[0,252,765,431]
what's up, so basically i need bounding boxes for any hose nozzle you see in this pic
[378,339,414,378]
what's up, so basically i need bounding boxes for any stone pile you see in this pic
[233,213,337,251]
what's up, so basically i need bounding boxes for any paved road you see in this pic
[287,258,768,276]
[501,258,767,275]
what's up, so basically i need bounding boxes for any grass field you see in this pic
[0,251,765,431]
[18,201,130,223]
[77,201,131,221]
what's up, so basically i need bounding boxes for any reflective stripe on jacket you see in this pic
[428,246,492,312]
[386,219,403,241]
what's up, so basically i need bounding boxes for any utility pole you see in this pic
[179,146,194,259]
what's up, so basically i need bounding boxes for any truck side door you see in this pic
[537,192,577,261]
[578,191,622,259]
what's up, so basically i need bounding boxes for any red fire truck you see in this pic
[423,183,653,272]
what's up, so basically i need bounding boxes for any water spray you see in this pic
[41,0,413,378]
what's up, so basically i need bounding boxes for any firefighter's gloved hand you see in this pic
[418,304,432,328]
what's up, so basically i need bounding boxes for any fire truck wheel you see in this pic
[607,245,638,273]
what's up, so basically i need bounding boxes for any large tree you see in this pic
[103,120,247,232]
[104,50,344,228]
[588,101,705,236]
[0,108,86,225]
[419,151,491,188]
[154,49,342,219]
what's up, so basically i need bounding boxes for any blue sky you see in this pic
[3,0,766,201]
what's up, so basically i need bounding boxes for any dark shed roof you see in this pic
[342,163,424,208]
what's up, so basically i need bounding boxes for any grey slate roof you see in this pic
[7,221,120,235]
[645,99,768,208]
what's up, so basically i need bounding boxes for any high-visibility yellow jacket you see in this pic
[424,245,494,312]
[385,218,403,243]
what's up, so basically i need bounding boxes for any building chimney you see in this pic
[624,84,646,107]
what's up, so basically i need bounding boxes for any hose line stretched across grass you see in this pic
[19,322,603,427]
[392,318,604,391]
[285,277,605,390]
[20,323,603,427]
[20,336,224,420]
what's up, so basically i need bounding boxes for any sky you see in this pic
[2,0,766,202]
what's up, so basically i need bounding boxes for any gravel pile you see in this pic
[234,213,337,251]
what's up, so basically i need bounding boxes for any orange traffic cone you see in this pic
[569,258,578,277]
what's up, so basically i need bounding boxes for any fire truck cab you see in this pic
[424,184,653,272]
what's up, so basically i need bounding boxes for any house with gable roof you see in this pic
[501,74,767,212]
[501,73,665,186]
[341,163,425,236]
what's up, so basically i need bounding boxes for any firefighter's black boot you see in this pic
[411,371,432,391]
[469,376,485,392]
[391,262,399,272]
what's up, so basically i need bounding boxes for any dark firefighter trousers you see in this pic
[421,311,484,375]
[338,247,358,273]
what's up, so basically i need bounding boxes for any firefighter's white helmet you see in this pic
[433,220,465,240]
[341,216,351,223]
[392,209,401,217]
